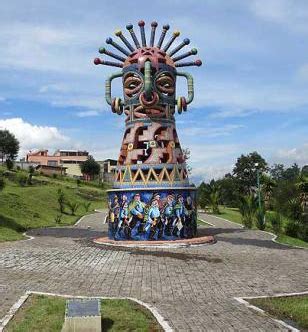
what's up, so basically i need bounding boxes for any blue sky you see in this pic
[0,0,307,182]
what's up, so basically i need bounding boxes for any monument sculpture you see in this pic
[94,20,202,241]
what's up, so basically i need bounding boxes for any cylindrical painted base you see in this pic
[106,187,197,241]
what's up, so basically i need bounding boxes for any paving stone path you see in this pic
[0,212,307,331]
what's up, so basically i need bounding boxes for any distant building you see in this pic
[98,159,117,183]
[35,164,67,177]
[26,149,89,177]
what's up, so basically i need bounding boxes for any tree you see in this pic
[216,174,240,207]
[233,152,268,193]
[270,164,285,181]
[0,130,19,164]
[282,163,300,181]
[80,156,101,180]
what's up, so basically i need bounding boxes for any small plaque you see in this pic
[66,299,100,317]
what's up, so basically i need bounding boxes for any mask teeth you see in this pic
[168,38,190,57]
[150,21,158,47]
[126,24,141,49]
[156,24,170,49]
[115,30,135,52]
[138,20,147,47]
[106,37,130,56]
[172,48,197,62]
[163,31,180,52]
[94,57,123,68]
[175,59,202,68]
[99,47,126,62]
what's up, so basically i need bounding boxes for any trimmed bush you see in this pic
[285,219,300,238]
[268,212,282,234]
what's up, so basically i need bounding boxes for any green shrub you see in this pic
[0,176,5,191]
[256,208,266,230]
[83,202,92,212]
[5,159,14,170]
[285,219,300,238]
[268,212,282,234]
[297,223,308,242]
[239,194,257,229]
[17,173,28,187]
[57,189,66,213]
[54,214,62,224]
[52,173,57,179]
[67,201,79,216]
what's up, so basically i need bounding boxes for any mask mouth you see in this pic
[132,104,166,119]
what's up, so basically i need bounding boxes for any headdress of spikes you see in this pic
[94,20,202,116]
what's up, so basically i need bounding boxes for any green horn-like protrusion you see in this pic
[176,72,194,104]
[105,72,123,105]
[144,60,152,99]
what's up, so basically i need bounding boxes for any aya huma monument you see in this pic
[94,20,202,241]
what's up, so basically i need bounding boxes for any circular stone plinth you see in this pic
[93,235,215,248]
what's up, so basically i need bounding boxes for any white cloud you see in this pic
[296,63,308,81]
[182,124,244,137]
[76,110,102,117]
[249,0,308,33]
[274,143,308,166]
[0,118,70,158]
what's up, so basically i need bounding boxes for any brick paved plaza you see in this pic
[0,212,307,331]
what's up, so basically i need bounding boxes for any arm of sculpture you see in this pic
[105,72,123,114]
[175,71,194,113]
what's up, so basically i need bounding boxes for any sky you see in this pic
[0,0,307,183]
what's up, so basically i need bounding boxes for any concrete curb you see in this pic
[234,291,308,332]
[0,291,173,332]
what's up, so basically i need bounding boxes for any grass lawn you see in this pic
[212,206,242,224]
[276,234,308,249]
[249,295,308,330]
[209,206,308,249]
[0,171,108,242]
[5,295,162,332]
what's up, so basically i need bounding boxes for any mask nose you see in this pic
[139,91,159,107]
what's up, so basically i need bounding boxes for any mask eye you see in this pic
[124,73,143,98]
[156,73,175,96]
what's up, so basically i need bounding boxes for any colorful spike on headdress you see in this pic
[94,21,202,68]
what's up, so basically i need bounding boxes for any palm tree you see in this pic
[239,194,258,229]
[204,180,221,214]
[261,174,276,209]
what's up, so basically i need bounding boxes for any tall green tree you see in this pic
[80,156,101,179]
[233,151,268,193]
[0,130,19,164]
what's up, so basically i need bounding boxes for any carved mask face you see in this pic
[122,58,176,121]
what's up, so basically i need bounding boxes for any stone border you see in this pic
[0,291,173,332]
[234,291,308,332]
[93,235,216,249]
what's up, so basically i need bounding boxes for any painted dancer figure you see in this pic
[145,198,163,240]
[162,194,175,236]
[115,195,129,239]
[184,196,196,238]
[128,193,145,238]
[172,195,185,237]
[108,195,120,238]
